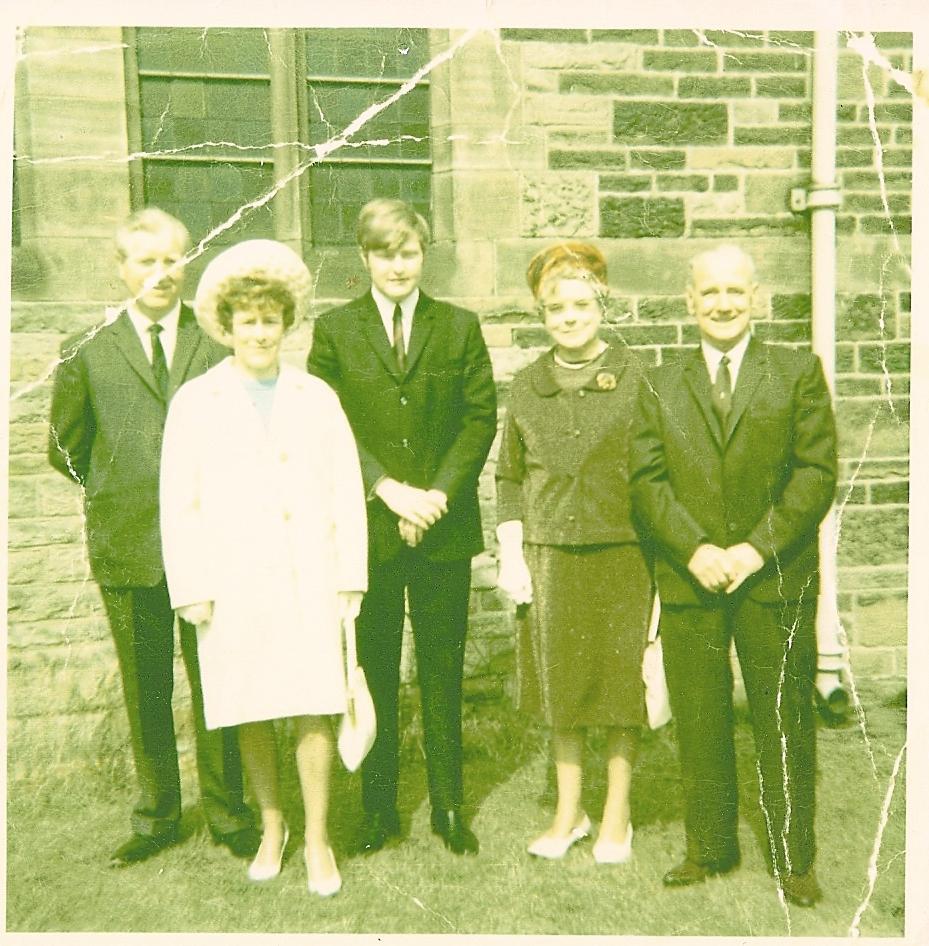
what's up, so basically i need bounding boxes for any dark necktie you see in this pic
[148,322,169,398]
[392,303,406,373]
[712,354,732,430]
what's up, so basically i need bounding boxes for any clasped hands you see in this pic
[376,478,448,548]
[688,542,765,594]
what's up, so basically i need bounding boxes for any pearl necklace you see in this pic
[553,343,608,370]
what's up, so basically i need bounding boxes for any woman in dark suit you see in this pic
[496,242,652,864]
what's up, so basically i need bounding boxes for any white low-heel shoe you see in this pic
[305,846,342,897]
[527,814,592,860]
[593,825,634,864]
[247,826,289,882]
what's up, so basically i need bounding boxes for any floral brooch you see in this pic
[595,371,617,391]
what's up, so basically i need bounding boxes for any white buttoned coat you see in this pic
[160,358,367,729]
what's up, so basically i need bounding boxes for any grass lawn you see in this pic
[6,678,906,936]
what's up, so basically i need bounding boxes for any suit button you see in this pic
[402,438,410,448]
[400,395,408,406]
[727,522,737,532]
[578,390,586,398]
[573,428,581,437]
[567,514,576,522]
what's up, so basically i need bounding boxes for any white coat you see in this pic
[160,358,368,729]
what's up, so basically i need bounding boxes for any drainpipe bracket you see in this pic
[790,184,842,213]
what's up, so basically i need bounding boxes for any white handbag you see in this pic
[337,615,377,772]
[642,593,672,730]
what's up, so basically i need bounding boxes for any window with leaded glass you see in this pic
[303,28,432,245]
[133,27,275,249]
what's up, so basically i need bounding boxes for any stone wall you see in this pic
[8,27,911,781]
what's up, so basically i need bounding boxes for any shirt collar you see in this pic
[371,285,419,322]
[701,331,751,378]
[126,301,181,336]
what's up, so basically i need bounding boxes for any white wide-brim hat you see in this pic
[193,239,313,346]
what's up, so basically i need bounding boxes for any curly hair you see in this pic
[215,277,296,332]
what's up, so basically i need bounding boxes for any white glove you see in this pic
[496,520,533,606]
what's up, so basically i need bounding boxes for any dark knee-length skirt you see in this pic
[517,542,652,729]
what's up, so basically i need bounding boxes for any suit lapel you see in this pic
[110,311,163,401]
[683,350,724,448]
[168,305,200,397]
[359,294,403,381]
[404,293,436,377]
[726,337,766,441]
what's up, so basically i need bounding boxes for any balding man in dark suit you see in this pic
[630,245,837,908]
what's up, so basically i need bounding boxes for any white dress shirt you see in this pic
[126,302,181,368]
[701,331,751,391]
[371,285,418,352]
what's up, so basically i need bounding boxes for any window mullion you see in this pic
[122,26,145,210]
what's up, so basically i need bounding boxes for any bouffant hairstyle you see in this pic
[525,242,608,300]
[356,198,430,254]
[215,276,297,333]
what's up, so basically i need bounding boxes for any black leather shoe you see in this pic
[109,831,179,868]
[212,826,262,859]
[782,869,822,907]
[358,810,401,854]
[431,809,479,855]
[663,856,739,887]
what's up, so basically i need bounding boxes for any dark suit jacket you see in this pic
[306,290,497,565]
[48,305,228,587]
[630,339,837,605]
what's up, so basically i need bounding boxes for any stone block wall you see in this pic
[8,26,911,781]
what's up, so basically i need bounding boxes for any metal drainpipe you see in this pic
[268,29,303,253]
[806,30,850,716]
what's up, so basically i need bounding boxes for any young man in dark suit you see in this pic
[48,208,257,866]
[307,198,497,855]
[630,245,837,907]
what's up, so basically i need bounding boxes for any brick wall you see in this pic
[8,27,911,780]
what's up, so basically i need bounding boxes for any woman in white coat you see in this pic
[160,240,367,896]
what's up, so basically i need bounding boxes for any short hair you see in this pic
[526,241,608,300]
[115,208,191,260]
[356,198,430,254]
[215,276,297,333]
[688,244,757,285]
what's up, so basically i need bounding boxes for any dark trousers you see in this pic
[101,578,253,839]
[357,550,471,815]
[661,594,817,876]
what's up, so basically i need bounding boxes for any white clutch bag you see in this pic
[642,593,672,730]
[338,615,377,772]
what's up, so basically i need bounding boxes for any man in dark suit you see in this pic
[48,208,257,866]
[630,245,837,907]
[307,198,497,855]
